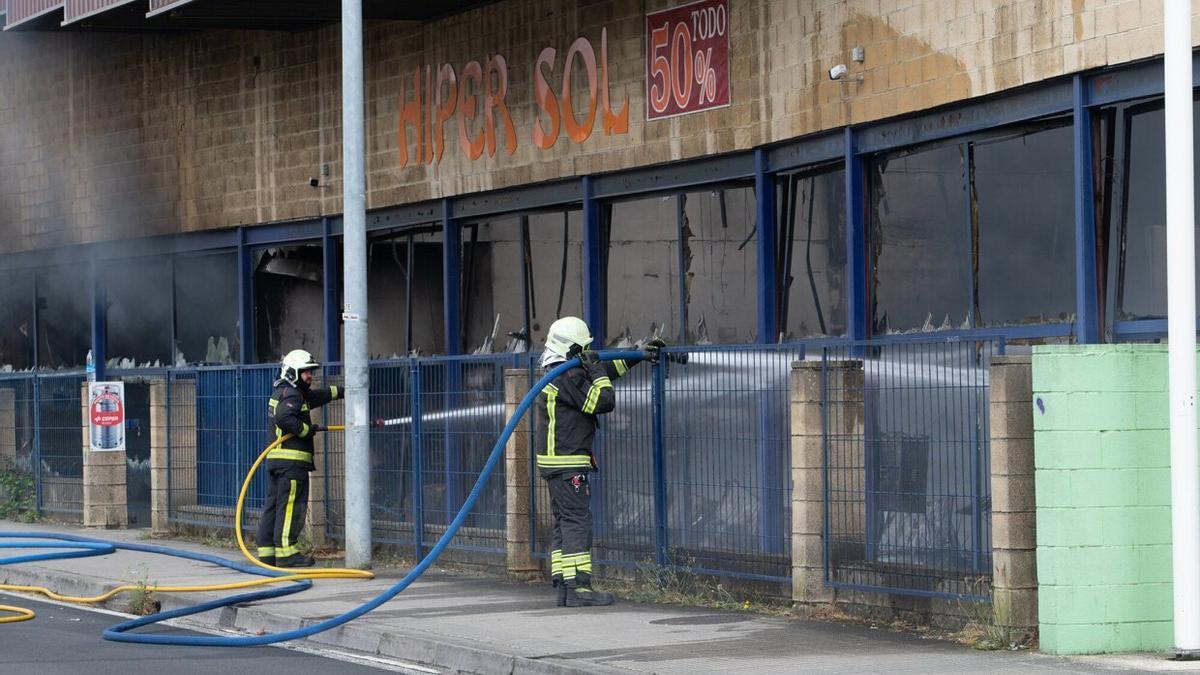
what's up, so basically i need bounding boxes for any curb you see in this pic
[0,563,635,675]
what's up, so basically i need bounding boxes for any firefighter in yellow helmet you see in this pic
[256,348,343,567]
[538,317,663,606]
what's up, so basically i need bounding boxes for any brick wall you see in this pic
[1033,344,1174,655]
[0,0,1188,253]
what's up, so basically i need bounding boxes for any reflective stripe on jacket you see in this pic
[535,359,630,477]
[267,380,341,471]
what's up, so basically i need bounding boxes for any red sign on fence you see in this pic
[645,0,731,120]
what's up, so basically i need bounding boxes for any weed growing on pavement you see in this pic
[607,554,789,615]
[124,568,161,616]
[0,461,36,523]
[953,576,1023,651]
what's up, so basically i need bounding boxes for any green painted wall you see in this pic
[1034,344,1176,655]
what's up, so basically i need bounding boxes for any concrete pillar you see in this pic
[0,387,15,467]
[150,378,197,533]
[791,359,863,609]
[504,367,540,580]
[82,382,127,529]
[988,355,1037,639]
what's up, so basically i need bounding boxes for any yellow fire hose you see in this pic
[0,427,372,623]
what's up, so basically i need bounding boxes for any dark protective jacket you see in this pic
[267,379,342,471]
[535,358,633,478]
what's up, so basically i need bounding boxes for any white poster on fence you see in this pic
[88,382,125,453]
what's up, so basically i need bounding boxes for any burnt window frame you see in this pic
[600,181,757,346]
[866,115,1076,336]
[774,161,847,340]
[458,205,584,354]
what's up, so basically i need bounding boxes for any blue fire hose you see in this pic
[0,350,648,646]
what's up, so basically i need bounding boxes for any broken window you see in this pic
[1106,100,1200,322]
[0,272,34,370]
[35,265,91,369]
[605,195,681,344]
[871,119,1075,334]
[106,257,172,367]
[973,123,1075,326]
[682,186,758,344]
[365,228,445,358]
[254,244,325,364]
[174,252,238,365]
[776,166,847,339]
[525,211,584,348]
[461,210,583,354]
[871,143,971,333]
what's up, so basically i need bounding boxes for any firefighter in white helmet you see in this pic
[538,317,663,607]
[255,348,343,567]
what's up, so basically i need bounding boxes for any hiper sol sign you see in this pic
[88,382,125,453]
[646,0,731,119]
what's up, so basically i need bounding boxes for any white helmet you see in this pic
[279,348,320,386]
[544,316,593,360]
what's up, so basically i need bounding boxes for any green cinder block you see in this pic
[1049,623,1116,655]
[1036,430,1102,469]
[1035,470,1072,508]
[1100,429,1169,469]
[1137,468,1172,507]
[1140,621,1174,651]
[1070,470,1139,508]
[1138,545,1173,584]
[1133,392,1170,430]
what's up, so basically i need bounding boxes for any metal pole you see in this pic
[342,0,371,569]
[1165,0,1199,655]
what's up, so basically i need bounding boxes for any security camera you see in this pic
[828,64,849,81]
[308,177,320,188]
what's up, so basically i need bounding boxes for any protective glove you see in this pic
[578,349,602,367]
[308,423,325,436]
[642,338,667,364]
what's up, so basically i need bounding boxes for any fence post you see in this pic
[307,368,335,549]
[150,379,170,535]
[651,360,669,572]
[987,355,1037,639]
[32,375,42,514]
[504,367,539,580]
[81,382,128,529]
[0,387,14,467]
[791,357,863,609]
[411,359,425,560]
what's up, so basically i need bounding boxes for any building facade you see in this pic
[0,0,1189,370]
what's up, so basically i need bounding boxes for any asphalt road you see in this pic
[1,596,430,675]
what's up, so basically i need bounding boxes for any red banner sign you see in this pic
[645,0,731,120]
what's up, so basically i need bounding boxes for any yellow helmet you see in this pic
[279,348,320,386]
[544,316,593,359]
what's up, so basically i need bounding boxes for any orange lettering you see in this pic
[561,37,598,144]
[397,67,423,169]
[434,64,458,165]
[457,61,485,161]
[484,55,517,157]
[424,65,434,164]
[533,47,561,151]
[600,28,629,135]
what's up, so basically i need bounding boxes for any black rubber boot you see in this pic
[258,556,276,567]
[565,585,614,607]
[276,553,316,568]
[556,582,568,607]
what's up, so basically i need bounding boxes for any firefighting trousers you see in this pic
[547,471,594,587]
[256,461,310,560]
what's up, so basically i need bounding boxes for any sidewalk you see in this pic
[0,520,1185,674]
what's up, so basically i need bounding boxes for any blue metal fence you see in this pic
[528,345,800,585]
[327,354,519,559]
[821,338,1002,601]
[136,336,1000,599]
[0,373,84,519]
